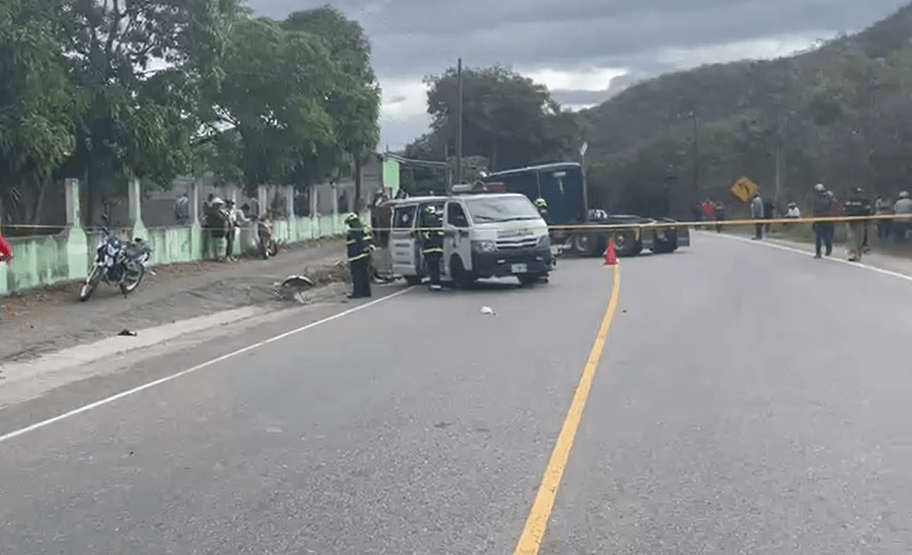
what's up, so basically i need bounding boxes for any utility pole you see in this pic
[455,58,464,187]
[444,142,451,189]
[580,141,589,221]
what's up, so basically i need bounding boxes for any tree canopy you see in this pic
[401,65,580,194]
[0,1,381,225]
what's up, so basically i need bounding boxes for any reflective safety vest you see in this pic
[346,227,370,263]
[420,227,444,255]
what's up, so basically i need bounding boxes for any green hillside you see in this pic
[579,2,912,216]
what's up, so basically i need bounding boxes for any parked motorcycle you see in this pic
[79,218,153,301]
[257,217,278,260]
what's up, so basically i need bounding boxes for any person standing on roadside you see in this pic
[713,200,725,233]
[750,193,764,239]
[843,186,872,262]
[0,233,12,324]
[763,197,775,233]
[418,206,445,292]
[345,212,372,299]
[893,191,912,241]
[692,203,703,227]
[874,195,893,242]
[535,198,550,225]
[173,191,189,225]
[224,200,248,262]
[812,184,834,258]
[205,197,230,261]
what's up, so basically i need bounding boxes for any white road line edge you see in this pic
[712,232,912,283]
[0,287,412,444]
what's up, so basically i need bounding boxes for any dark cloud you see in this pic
[252,0,908,77]
[248,0,911,146]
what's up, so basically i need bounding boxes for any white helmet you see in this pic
[900,191,910,199]
[814,183,825,192]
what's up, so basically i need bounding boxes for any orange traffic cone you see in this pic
[604,240,617,266]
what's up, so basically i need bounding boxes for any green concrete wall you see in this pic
[0,212,364,297]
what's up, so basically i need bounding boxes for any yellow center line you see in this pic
[512,263,622,555]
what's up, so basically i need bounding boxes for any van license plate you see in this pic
[511,263,527,274]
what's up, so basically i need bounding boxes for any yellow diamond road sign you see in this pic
[731,176,758,202]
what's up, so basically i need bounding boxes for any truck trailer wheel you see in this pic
[611,230,641,257]
[570,232,598,257]
[651,234,678,254]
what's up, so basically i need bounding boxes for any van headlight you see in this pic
[471,240,496,253]
[537,234,551,247]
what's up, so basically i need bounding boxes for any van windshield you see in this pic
[464,196,541,223]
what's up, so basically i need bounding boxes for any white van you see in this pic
[389,192,551,287]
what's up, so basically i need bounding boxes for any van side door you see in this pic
[390,204,418,276]
[444,200,472,275]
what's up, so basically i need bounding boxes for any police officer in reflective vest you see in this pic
[420,206,445,291]
[535,198,550,225]
[345,212,372,298]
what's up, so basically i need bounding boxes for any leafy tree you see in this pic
[213,16,337,194]
[58,0,240,223]
[0,0,81,227]
[419,65,580,172]
[283,6,380,205]
[208,6,381,206]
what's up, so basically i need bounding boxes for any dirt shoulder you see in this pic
[0,238,351,362]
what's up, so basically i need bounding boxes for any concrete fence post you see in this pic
[331,182,339,235]
[257,185,268,218]
[311,185,319,239]
[189,179,203,260]
[65,178,82,229]
[227,185,239,257]
[64,178,89,282]
[284,184,296,243]
[128,179,148,244]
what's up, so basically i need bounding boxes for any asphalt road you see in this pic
[1,232,911,554]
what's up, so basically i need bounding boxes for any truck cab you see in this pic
[389,191,551,287]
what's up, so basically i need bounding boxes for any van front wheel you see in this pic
[449,255,474,289]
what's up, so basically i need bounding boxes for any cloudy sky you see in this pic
[250,0,910,150]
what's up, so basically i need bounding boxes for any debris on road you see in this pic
[117,329,137,337]
[480,306,497,316]
[275,263,353,304]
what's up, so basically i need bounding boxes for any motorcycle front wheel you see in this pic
[79,265,102,302]
[120,264,145,295]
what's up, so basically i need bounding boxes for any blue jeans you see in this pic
[814,223,834,255]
